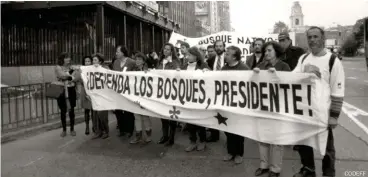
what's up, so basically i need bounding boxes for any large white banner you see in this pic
[169,31,295,56]
[81,66,329,155]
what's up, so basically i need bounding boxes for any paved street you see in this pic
[2,57,368,177]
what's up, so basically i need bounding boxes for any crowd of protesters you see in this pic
[53,26,344,177]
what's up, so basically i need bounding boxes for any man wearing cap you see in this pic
[245,38,265,69]
[278,31,305,70]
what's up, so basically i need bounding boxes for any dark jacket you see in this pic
[221,61,249,71]
[156,58,181,70]
[245,54,264,69]
[133,64,149,71]
[112,57,136,72]
[182,62,210,70]
[206,55,216,70]
[179,56,189,68]
[146,56,159,69]
[257,59,291,72]
[280,45,305,70]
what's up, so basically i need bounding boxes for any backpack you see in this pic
[301,53,337,74]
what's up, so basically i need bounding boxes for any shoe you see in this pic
[158,136,169,144]
[255,168,269,176]
[60,131,67,137]
[85,126,90,135]
[196,142,206,151]
[92,134,100,139]
[130,131,142,144]
[223,154,233,161]
[70,131,76,136]
[145,130,152,143]
[234,155,243,164]
[269,171,280,177]
[101,133,109,139]
[185,142,197,152]
[293,167,316,177]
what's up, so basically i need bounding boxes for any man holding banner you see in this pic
[221,45,249,164]
[292,26,345,177]
[206,40,226,142]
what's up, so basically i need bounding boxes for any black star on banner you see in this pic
[169,106,180,119]
[214,113,228,126]
[133,101,145,109]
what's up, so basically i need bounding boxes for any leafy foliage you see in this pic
[273,21,290,33]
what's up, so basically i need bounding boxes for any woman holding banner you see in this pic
[156,43,181,147]
[253,41,290,177]
[130,52,153,144]
[91,53,110,139]
[74,56,95,135]
[54,52,78,137]
[180,46,210,152]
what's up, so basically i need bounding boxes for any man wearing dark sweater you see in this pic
[221,46,249,165]
[278,32,305,70]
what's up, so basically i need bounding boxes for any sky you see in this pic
[230,0,368,35]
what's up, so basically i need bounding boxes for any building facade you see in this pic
[1,1,178,86]
[289,1,353,50]
[194,1,231,37]
[217,1,231,31]
[157,1,196,37]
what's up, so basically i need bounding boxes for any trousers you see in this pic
[134,114,152,131]
[188,124,206,143]
[116,110,135,134]
[259,142,284,173]
[296,128,335,176]
[225,132,244,156]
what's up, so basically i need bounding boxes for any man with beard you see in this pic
[112,45,136,138]
[245,38,265,69]
[206,40,226,142]
[278,31,305,70]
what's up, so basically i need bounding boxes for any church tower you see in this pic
[290,1,304,31]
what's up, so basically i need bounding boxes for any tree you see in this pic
[273,21,289,33]
[341,34,358,56]
[353,18,365,48]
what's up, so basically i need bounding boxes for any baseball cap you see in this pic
[278,32,290,40]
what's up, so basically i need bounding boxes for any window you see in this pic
[295,18,299,25]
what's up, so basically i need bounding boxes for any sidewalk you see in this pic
[1,111,84,144]
[2,113,368,177]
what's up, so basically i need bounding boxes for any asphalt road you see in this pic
[2,57,368,177]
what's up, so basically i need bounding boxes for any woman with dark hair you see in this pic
[129,52,153,144]
[156,43,181,146]
[112,45,136,138]
[81,56,94,135]
[54,52,77,137]
[180,46,210,152]
[91,53,110,139]
[253,41,290,177]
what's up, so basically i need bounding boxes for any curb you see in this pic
[1,113,85,144]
